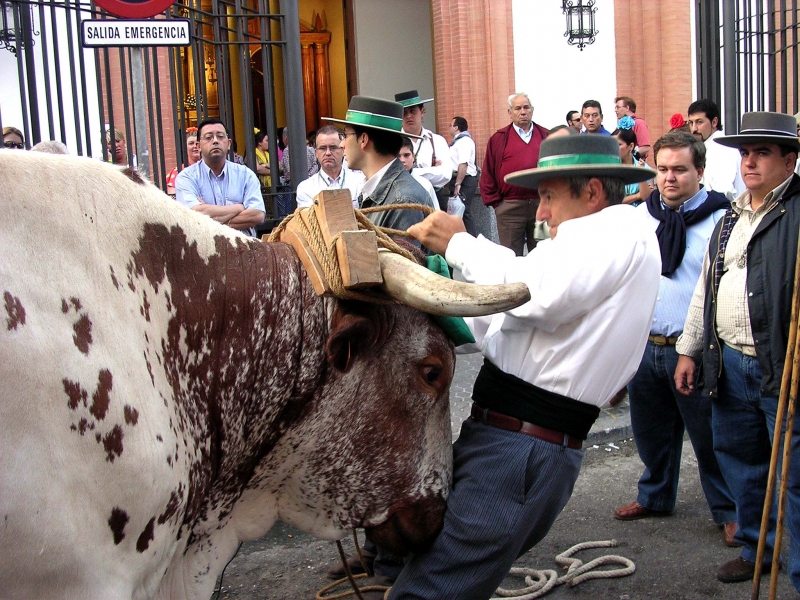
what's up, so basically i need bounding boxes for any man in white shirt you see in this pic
[395,90,453,211]
[377,135,660,599]
[448,116,477,235]
[687,99,745,200]
[295,125,365,209]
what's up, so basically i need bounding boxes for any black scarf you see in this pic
[645,188,730,277]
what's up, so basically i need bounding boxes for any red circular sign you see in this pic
[93,0,175,19]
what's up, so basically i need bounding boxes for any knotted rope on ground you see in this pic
[492,540,636,599]
[267,203,433,303]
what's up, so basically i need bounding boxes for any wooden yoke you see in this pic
[313,189,382,290]
[273,189,383,296]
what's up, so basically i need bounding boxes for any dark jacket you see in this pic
[480,122,550,207]
[361,158,427,242]
[701,174,800,398]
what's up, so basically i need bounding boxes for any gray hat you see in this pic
[505,135,654,189]
[323,95,422,139]
[714,111,800,151]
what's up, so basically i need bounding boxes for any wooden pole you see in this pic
[751,234,800,599]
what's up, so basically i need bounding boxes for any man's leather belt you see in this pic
[470,404,582,450]
[648,334,679,346]
[724,341,757,357]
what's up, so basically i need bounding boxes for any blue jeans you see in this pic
[385,418,582,599]
[628,342,735,523]
[712,344,800,579]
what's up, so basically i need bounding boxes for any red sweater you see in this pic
[480,122,549,206]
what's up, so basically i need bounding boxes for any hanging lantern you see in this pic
[561,0,598,51]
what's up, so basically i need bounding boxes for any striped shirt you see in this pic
[676,175,795,357]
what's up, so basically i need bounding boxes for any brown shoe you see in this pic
[326,549,376,580]
[717,556,776,583]
[608,388,627,407]
[613,500,675,521]
[722,522,742,547]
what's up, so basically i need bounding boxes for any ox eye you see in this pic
[421,365,442,385]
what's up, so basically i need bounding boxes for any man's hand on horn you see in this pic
[407,212,466,255]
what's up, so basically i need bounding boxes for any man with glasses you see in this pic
[566,110,582,133]
[175,117,265,237]
[614,96,651,160]
[295,125,365,208]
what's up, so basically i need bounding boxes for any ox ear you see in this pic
[325,309,379,373]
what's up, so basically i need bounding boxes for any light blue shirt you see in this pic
[175,160,265,236]
[636,187,726,336]
[512,124,533,144]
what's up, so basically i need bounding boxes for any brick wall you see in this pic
[614,0,692,154]
[99,46,177,187]
[430,0,515,166]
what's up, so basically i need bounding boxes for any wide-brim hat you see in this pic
[714,111,800,151]
[323,96,422,139]
[505,135,654,189]
[395,90,434,108]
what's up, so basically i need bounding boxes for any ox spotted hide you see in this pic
[0,153,453,600]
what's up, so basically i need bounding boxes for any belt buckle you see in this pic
[562,433,569,448]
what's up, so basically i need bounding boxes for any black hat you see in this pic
[714,111,800,151]
[394,90,434,108]
[505,135,654,189]
[323,95,422,139]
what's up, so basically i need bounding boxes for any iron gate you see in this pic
[695,0,799,132]
[1,0,307,228]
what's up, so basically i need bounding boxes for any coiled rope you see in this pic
[492,540,636,599]
[267,203,433,302]
[316,537,634,600]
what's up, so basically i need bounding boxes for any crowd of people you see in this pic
[5,94,800,599]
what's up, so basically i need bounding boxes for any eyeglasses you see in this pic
[343,131,358,138]
[316,145,342,154]
[4,141,24,149]
[200,133,228,142]
[569,118,582,123]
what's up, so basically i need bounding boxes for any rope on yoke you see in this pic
[267,203,433,303]
[492,540,636,600]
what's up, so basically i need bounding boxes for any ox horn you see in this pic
[378,250,531,317]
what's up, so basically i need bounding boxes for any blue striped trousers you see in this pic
[387,417,583,600]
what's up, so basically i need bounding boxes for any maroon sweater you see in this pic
[480,122,549,207]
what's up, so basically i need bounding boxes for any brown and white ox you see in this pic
[0,153,528,599]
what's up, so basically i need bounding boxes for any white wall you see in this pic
[0,0,102,156]
[351,0,437,127]
[511,0,617,131]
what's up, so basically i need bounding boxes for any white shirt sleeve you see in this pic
[446,213,652,332]
[295,178,314,208]
[413,133,454,188]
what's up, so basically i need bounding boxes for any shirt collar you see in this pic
[320,168,343,186]
[200,159,228,179]
[733,174,795,215]
[669,187,708,213]
[513,123,533,138]
[359,159,396,199]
